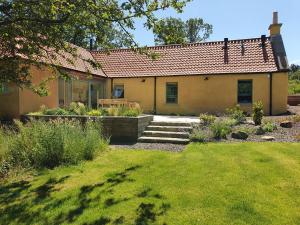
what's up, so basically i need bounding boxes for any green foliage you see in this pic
[44,108,69,116]
[107,106,143,117]
[262,121,277,133]
[190,128,209,142]
[153,17,212,45]
[199,113,216,126]
[87,110,102,116]
[223,118,238,127]
[233,126,255,135]
[226,105,246,124]
[0,0,189,93]
[288,80,300,94]
[252,101,264,125]
[68,102,87,115]
[210,120,232,139]
[2,119,108,171]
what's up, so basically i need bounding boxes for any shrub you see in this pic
[262,121,277,133]
[226,105,246,124]
[233,126,255,135]
[87,110,102,116]
[44,108,69,115]
[252,101,264,125]
[69,102,87,115]
[223,118,238,127]
[210,120,232,139]
[5,119,108,170]
[107,107,120,116]
[107,106,142,117]
[200,114,216,126]
[190,128,209,142]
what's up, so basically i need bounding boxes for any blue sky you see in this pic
[132,0,300,65]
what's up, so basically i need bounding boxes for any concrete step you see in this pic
[150,121,192,127]
[138,136,190,144]
[146,125,192,132]
[143,130,190,139]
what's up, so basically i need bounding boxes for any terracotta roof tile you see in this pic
[43,44,106,77]
[91,37,279,78]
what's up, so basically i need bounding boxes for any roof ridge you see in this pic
[90,36,270,53]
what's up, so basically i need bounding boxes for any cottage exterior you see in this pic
[0,13,289,119]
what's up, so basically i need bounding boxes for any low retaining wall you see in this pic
[22,115,154,142]
[288,95,300,106]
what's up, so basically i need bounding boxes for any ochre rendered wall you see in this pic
[272,72,288,115]
[0,83,20,118]
[111,77,155,113]
[110,73,288,116]
[19,66,59,116]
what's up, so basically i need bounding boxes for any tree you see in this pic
[153,17,212,45]
[185,18,212,43]
[0,0,190,95]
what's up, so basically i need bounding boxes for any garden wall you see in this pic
[22,115,154,142]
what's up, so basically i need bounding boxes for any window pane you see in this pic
[113,85,124,99]
[166,83,178,103]
[238,80,252,103]
[72,80,89,105]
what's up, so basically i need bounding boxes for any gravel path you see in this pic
[110,142,186,152]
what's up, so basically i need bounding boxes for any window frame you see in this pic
[237,80,253,104]
[113,84,125,99]
[166,82,178,104]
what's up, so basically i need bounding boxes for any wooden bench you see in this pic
[97,99,140,109]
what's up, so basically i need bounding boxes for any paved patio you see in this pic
[153,115,200,123]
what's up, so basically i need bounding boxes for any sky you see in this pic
[132,0,300,65]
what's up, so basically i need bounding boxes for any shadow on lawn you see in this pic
[0,165,171,225]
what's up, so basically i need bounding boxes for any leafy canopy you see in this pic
[153,17,212,45]
[0,0,190,95]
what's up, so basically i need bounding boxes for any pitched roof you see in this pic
[41,44,106,77]
[91,37,280,78]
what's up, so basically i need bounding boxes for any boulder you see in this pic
[255,126,265,135]
[280,121,293,128]
[261,136,275,141]
[231,131,248,140]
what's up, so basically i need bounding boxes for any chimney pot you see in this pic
[273,11,279,24]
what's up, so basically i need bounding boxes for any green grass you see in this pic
[1,143,300,225]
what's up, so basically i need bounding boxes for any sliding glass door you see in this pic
[59,78,105,109]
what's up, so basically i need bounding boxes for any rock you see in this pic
[231,131,248,140]
[261,136,275,141]
[255,126,265,135]
[246,119,255,125]
[280,121,293,128]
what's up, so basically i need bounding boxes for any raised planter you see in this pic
[288,95,300,106]
[22,114,154,143]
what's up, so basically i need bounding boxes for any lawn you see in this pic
[1,143,300,225]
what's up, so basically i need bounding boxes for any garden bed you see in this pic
[23,114,154,142]
[191,116,300,143]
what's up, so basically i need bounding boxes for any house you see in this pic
[0,12,289,119]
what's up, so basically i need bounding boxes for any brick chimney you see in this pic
[269,12,282,36]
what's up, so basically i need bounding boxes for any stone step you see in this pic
[143,130,190,139]
[138,136,190,144]
[150,121,192,127]
[146,125,192,132]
